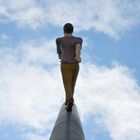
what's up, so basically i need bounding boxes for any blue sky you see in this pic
[0,0,140,140]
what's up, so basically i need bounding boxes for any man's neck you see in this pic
[64,33,72,36]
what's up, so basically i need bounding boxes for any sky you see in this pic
[0,0,140,140]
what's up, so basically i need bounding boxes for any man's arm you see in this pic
[58,54,61,59]
[56,38,61,59]
[75,43,81,62]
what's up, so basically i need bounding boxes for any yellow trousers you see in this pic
[61,63,79,102]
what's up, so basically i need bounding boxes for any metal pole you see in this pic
[49,103,85,140]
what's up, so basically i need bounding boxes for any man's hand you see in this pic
[75,56,81,62]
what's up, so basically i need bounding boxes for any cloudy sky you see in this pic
[0,0,140,140]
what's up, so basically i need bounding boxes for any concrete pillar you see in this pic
[49,103,85,140]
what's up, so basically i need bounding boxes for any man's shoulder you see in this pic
[56,37,63,42]
[73,36,83,44]
[73,36,82,39]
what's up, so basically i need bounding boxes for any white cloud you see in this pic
[0,39,140,140]
[11,7,45,29]
[0,5,7,15]
[0,0,140,38]
[0,39,61,130]
[0,39,58,65]
[0,0,45,29]
[19,39,58,64]
[23,133,49,140]
[77,63,140,140]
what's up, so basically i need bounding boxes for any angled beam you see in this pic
[49,103,85,140]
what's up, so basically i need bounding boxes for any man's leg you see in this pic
[61,63,73,103]
[72,63,79,98]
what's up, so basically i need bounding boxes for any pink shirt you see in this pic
[56,36,83,63]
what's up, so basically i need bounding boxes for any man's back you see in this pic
[56,36,83,63]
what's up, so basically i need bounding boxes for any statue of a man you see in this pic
[56,23,83,111]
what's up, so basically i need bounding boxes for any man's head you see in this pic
[63,23,74,34]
